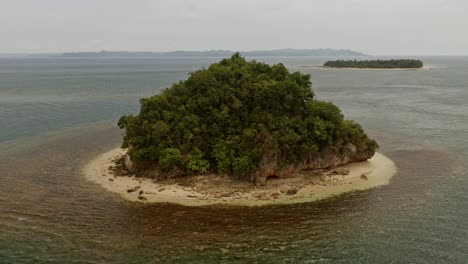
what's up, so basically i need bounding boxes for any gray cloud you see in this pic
[0,0,467,55]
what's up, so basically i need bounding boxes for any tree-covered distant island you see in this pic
[324,59,423,69]
[118,53,378,183]
[58,49,366,58]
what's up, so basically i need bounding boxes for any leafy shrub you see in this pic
[159,148,182,171]
[232,156,255,177]
[186,148,210,173]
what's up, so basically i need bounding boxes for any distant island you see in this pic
[323,59,423,69]
[59,49,366,58]
[85,53,397,206]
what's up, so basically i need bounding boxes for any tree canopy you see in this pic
[119,53,378,179]
[324,59,423,69]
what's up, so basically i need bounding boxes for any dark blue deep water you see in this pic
[0,56,467,263]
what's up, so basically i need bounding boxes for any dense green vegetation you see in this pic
[119,53,378,179]
[324,59,423,69]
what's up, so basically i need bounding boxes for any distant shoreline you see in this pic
[83,148,397,207]
[60,49,366,58]
[321,59,424,70]
[301,65,431,70]
[8,49,365,59]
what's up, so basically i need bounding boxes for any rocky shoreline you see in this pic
[83,148,397,207]
[122,143,375,184]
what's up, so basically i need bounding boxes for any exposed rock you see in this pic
[286,187,298,195]
[127,186,141,193]
[187,195,198,198]
[124,153,134,171]
[254,143,374,184]
[137,195,147,201]
[361,174,368,180]
[305,169,325,177]
[194,245,209,251]
[252,193,267,199]
[328,168,350,175]
[108,178,114,181]
[279,185,290,193]
[220,248,230,254]
[271,192,280,199]
[158,187,166,192]
[124,142,374,184]
[139,190,144,195]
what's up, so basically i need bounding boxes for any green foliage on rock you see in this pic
[159,148,182,171]
[119,53,378,179]
[324,59,423,69]
[186,148,210,173]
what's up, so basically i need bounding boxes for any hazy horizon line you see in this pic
[0,49,467,57]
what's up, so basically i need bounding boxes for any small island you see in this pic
[84,53,397,206]
[323,59,423,69]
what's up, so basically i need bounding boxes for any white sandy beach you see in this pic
[83,148,397,207]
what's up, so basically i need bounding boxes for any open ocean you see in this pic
[0,56,467,263]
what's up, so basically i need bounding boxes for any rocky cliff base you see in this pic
[254,144,374,184]
[83,148,396,207]
[124,143,374,185]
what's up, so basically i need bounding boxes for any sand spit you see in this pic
[83,148,397,207]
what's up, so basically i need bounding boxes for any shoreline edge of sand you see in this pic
[83,148,397,207]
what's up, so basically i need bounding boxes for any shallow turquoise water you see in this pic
[0,56,467,263]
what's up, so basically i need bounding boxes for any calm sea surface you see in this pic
[0,56,467,263]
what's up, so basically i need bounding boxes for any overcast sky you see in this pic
[1,0,467,55]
